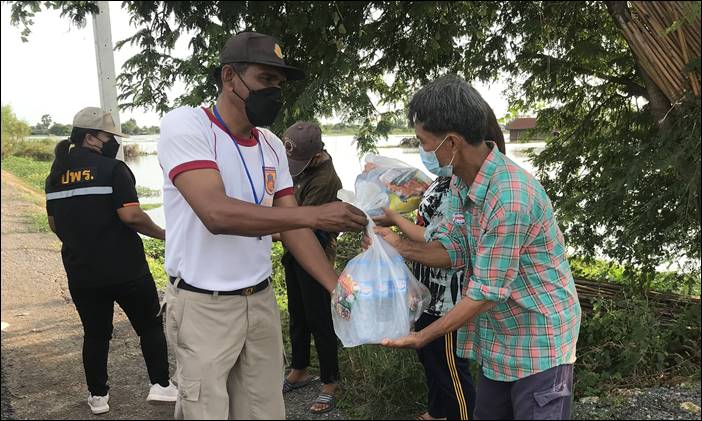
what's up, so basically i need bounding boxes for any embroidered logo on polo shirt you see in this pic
[264,167,277,195]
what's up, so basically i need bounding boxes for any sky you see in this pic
[1,2,509,128]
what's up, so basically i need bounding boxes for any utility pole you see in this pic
[92,1,124,160]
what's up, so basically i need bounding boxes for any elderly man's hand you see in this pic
[372,208,400,227]
[373,226,402,249]
[361,233,371,250]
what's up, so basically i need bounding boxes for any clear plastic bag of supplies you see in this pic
[356,155,432,216]
[331,221,431,347]
[333,188,431,347]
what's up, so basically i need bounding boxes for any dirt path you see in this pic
[0,170,342,420]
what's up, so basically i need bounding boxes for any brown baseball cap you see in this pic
[72,107,129,138]
[220,32,305,81]
[283,122,324,176]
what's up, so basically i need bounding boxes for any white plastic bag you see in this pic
[356,155,432,216]
[332,189,431,347]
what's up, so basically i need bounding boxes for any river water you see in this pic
[122,134,544,227]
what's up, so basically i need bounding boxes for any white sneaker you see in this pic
[147,380,178,403]
[87,393,110,415]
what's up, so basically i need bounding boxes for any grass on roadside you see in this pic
[28,212,51,232]
[1,156,52,192]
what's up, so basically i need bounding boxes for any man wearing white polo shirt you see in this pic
[157,32,367,420]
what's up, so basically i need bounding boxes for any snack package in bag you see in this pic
[357,155,432,216]
[333,190,431,347]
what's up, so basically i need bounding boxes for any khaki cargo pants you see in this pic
[163,281,285,420]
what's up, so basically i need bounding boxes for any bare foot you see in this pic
[286,368,311,384]
[310,383,337,413]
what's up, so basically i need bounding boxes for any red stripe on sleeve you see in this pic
[274,187,295,199]
[168,160,219,182]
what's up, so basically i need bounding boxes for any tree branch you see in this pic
[533,53,649,99]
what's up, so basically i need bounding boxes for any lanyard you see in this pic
[212,106,265,205]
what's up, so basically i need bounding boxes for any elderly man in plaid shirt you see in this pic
[374,75,582,420]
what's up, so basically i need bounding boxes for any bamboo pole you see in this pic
[623,21,681,100]
[678,27,701,96]
[665,2,700,57]
[633,19,686,96]
[637,2,687,71]
[624,1,701,101]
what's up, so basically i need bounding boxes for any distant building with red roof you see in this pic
[506,117,549,142]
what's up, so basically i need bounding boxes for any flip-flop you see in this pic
[282,376,317,393]
[310,392,336,414]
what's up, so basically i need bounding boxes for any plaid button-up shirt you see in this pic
[434,143,581,381]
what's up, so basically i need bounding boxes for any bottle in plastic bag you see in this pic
[331,220,431,347]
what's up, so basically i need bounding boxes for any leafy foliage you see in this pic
[576,296,701,396]
[121,117,159,135]
[7,0,700,276]
[2,104,32,158]
[499,1,701,271]
[7,138,57,162]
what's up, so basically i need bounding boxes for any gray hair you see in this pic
[408,74,488,145]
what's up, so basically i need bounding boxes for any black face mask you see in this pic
[101,138,120,159]
[233,72,282,127]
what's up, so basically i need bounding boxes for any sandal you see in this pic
[310,392,336,414]
[282,375,317,393]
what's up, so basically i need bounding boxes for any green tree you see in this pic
[8,1,505,152]
[121,117,140,135]
[32,114,53,135]
[1,104,32,157]
[145,125,160,135]
[8,1,700,275]
[48,123,72,136]
[493,1,700,273]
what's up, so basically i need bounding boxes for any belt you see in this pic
[169,276,269,296]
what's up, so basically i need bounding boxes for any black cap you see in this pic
[220,32,305,81]
[283,122,324,176]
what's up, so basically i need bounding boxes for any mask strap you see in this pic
[434,135,449,153]
[231,70,250,102]
[436,135,456,165]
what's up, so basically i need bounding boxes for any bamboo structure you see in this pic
[622,1,701,100]
[574,277,701,326]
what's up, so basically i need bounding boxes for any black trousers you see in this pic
[68,273,170,396]
[283,253,339,384]
[416,312,476,420]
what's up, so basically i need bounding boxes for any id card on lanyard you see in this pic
[212,106,268,239]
